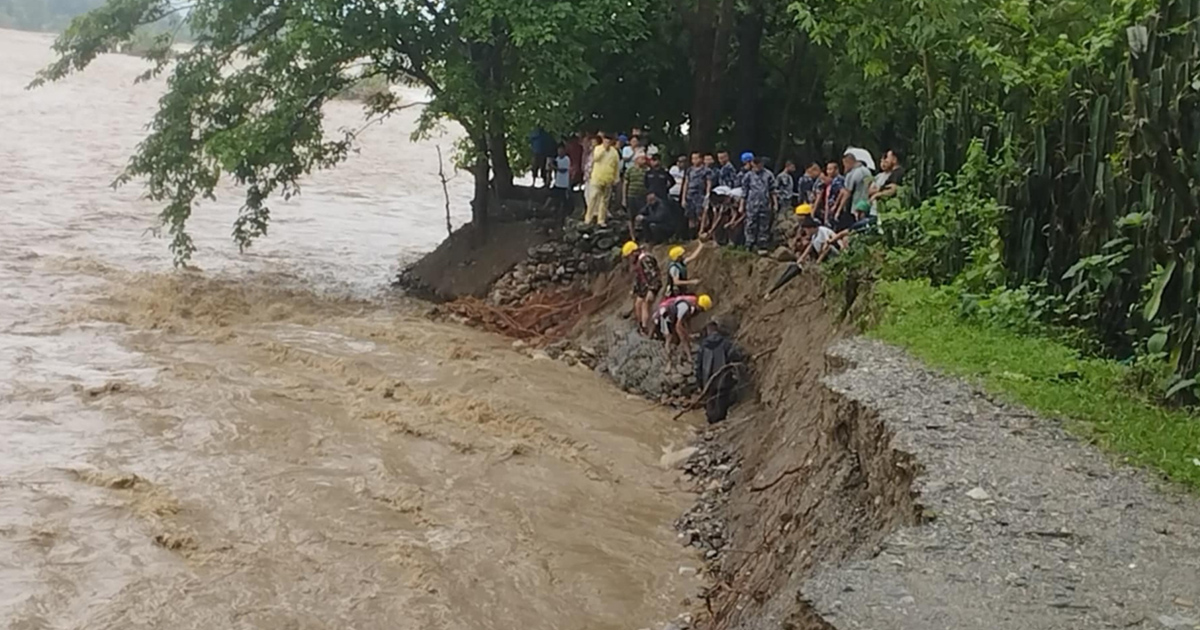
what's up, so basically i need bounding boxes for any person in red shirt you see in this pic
[566,132,584,189]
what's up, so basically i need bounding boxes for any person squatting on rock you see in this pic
[654,293,713,357]
[622,240,663,335]
[739,155,777,254]
[633,191,675,244]
[666,241,704,297]
[695,321,743,424]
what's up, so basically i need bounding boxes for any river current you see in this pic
[0,28,700,629]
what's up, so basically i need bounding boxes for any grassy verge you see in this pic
[870,279,1200,491]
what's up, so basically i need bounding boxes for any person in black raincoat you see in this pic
[694,321,743,424]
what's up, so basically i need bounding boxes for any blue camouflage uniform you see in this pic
[742,168,775,250]
[775,170,796,213]
[683,165,711,220]
[717,162,739,189]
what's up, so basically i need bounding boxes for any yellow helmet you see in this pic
[795,203,813,215]
[669,245,686,261]
[697,294,713,311]
[621,241,638,257]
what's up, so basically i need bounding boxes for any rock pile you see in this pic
[674,428,739,573]
[594,325,700,406]
[542,339,600,370]
[488,220,622,305]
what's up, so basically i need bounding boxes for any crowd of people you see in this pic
[535,130,905,261]
[531,129,907,422]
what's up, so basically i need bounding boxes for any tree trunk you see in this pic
[685,0,735,150]
[488,125,514,199]
[774,35,803,163]
[732,0,766,155]
[470,133,490,231]
[487,18,514,199]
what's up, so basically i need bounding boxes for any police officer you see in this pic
[739,155,776,254]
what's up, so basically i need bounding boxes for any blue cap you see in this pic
[618,134,629,142]
[740,152,754,163]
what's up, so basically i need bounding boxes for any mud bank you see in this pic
[568,254,920,630]
[417,231,1200,630]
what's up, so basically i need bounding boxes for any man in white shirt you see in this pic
[668,155,686,203]
[797,215,839,263]
[546,143,572,223]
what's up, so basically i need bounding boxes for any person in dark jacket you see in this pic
[694,321,742,424]
[634,191,674,244]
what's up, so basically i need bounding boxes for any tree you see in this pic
[35,0,647,262]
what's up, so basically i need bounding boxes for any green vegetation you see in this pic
[871,280,1200,491]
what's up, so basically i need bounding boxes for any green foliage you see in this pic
[874,140,1004,288]
[873,280,1200,491]
[35,0,650,263]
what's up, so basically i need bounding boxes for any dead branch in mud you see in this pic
[672,361,745,420]
[436,145,454,237]
[671,347,778,420]
[444,289,604,342]
[749,464,806,493]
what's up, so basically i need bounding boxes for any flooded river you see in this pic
[0,29,701,629]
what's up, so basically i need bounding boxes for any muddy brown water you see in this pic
[1,29,701,629]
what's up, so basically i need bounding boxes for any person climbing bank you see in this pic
[666,241,704,297]
[622,240,662,335]
[695,321,742,424]
[655,293,713,357]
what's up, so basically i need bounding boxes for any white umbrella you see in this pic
[843,147,876,171]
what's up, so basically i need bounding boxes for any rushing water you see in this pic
[0,29,701,629]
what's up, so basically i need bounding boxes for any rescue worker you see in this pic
[622,240,662,335]
[739,155,776,255]
[665,241,705,297]
[654,293,713,357]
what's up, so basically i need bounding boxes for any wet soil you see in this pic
[565,249,1200,630]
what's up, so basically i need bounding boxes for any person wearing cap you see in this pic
[654,293,713,357]
[738,151,754,187]
[680,152,712,238]
[739,155,776,254]
[622,240,662,335]
[823,199,878,255]
[586,133,619,226]
[666,241,705,297]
